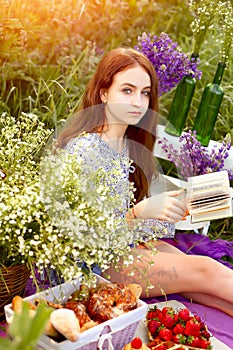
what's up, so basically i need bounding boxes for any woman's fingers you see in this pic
[164,195,186,212]
[158,193,188,223]
[158,206,185,223]
[166,189,186,197]
[133,191,188,222]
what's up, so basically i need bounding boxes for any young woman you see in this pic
[57,47,233,316]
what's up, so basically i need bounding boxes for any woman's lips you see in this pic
[128,111,142,116]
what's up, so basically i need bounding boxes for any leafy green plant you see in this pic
[0,303,51,350]
[0,45,102,126]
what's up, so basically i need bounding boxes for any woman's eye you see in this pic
[142,90,150,96]
[122,88,132,94]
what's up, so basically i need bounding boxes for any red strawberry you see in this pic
[201,329,211,339]
[173,323,185,335]
[158,328,173,341]
[173,334,187,344]
[200,338,211,349]
[173,313,179,323]
[147,319,161,335]
[131,337,142,349]
[194,314,202,322]
[147,306,160,320]
[184,318,201,337]
[154,310,163,321]
[200,321,206,331]
[162,313,175,329]
[178,308,190,322]
[188,336,201,348]
[161,306,171,315]
[147,310,158,320]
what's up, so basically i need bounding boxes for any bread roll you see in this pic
[50,308,80,342]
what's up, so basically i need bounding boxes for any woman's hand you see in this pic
[133,190,188,224]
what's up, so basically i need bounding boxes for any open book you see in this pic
[187,170,233,223]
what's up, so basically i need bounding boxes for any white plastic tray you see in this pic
[134,300,231,350]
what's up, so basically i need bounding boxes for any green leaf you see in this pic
[23,303,52,348]
[0,337,16,350]
[8,303,32,345]
[6,302,52,350]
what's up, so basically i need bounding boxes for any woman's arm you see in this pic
[133,190,188,224]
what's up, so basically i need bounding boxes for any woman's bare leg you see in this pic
[104,240,233,316]
[180,291,233,316]
[154,240,233,315]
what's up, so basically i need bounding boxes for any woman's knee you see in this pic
[153,240,184,254]
[196,255,219,280]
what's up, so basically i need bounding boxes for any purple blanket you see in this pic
[143,233,233,349]
[162,232,233,269]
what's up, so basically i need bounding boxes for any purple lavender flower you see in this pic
[158,130,233,180]
[135,32,202,96]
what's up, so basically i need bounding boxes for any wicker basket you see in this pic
[0,264,30,318]
[5,275,148,350]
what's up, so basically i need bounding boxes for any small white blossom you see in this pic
[188,0,233,62]
[1,112,137,286]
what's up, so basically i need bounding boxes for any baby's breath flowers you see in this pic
[188,0,220,55]
[135,32,202,96]
[39,146,137,284]
[158,130,233,180]
[188,0,233,62]
[0,112,138,287]
[0,112,53,268]
[217,0,233,63]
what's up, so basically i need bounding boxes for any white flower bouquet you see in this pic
[0,112,136,288]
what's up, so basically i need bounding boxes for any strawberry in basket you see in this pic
[146,305,212,349]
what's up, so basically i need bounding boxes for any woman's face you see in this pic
[101,65,151,128]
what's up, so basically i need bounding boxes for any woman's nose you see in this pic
[131,93,142,107]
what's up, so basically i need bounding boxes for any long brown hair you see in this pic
[57,47,159,202]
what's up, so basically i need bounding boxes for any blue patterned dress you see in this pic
[65,132,175,243]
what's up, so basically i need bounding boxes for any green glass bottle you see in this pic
[165,53,199,137]
[165,76,196,136]
[193,62,226,146]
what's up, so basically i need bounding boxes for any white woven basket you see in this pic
[5,275,147,350]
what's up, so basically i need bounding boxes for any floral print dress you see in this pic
[65,132,175,243]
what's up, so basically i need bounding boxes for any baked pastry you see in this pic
[10,281,143,342]
[64,300,92,328]
[123,337,149,350]
[86,282,138,322]
[50,308,80,342]
[12,295,36,313]
[64,300,99,332]
[11,295,60,338]
[127,283,143,300]
[147,340,189,349]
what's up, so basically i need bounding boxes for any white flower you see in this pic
[1,112,138,286]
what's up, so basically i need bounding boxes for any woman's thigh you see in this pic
[148,239,184,254]
[105,242,212,298]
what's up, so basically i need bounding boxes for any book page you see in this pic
[187,171,232,223]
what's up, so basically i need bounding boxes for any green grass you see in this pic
[0,0,232,240]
